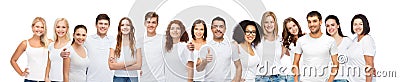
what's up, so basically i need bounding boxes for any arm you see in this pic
[292,53,301,82]
[63,56,70,82]
[196,49,212,72]
[108,48,127,70]
[364,55,375,82]
[328,54,339,82]
[124,48,142,70]
[187,61,194,82]
[45,51,51,82]
[281,45,290,58]
[232,60,242,82]
[10,40,28,77]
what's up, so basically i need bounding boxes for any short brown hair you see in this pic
[96,14,110,25]
[144,12,159,23]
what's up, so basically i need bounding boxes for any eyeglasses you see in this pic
[212,25,225,29]
[245,31,256,36]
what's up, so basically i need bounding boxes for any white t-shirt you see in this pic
[25,40,48,81]
[334,37,353,80]
[193,50,205,81]
[294,34,338,82]
[141,34,166,82]
[48,41,72,81]
[239,45,260,81]
[164,42,193,82]
[199,38,240,82]
[256,39,282,76]
[84,34,115,82]
[347,35,376,82]
[110,38,143,77]
[67,46,89,82]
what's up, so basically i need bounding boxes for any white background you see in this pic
[0,0,399,81]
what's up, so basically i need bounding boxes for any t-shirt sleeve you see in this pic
[329,38,339,55]
[135,37,144,49]
[231,42,240,61]
[294,38,303,55]
[110,40,117,49]
[362,35,376,56]
[182,43,193,62]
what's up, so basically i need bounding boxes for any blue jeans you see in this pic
[255,75,281,82]
[113,76,138,82]
[333,79,349,82]
[279,75,295,82]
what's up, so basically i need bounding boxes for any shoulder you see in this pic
[297,34,309,42]
[361,35,375,43]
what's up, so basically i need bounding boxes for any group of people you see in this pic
[10,11,375,82]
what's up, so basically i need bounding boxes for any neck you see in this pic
[332,33,342,40]
[31,35,41,40]
[97,32,106,38]
[265,32,275,41]
[213,37,224,43]
[56,36,68,44]
[173,38,180,44]
[72,42,82,48]
[193,38,205,43]
[357,34,365,42]
[122,34,130,45]
[147,32,156,37]
[310,31,323,38]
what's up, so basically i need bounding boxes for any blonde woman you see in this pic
[45,18,72,82]
[10,17,52,82]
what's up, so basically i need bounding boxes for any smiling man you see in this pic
[292,11,339,82]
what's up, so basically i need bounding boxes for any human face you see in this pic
[145,17,158,34]
[55,21,68,37]
[353,19,363,35]
[244,25,256,43]
[286,21,299,36]
[73,28,87,45]
[120,19,131,35]
[325,19,339,36]
[169,23,182,39]
[194,24,205,39]
[96,19,110,35]
[307,16,322,34]
[211,20,226,39]
[264,16,275,33]
[32,22,45,36]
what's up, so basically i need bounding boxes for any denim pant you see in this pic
[24,79,49,82]
[255,75,280,82]
[113,76,139,82]
[333,79,349,82]
[279,75,295,82]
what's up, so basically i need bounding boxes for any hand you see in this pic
[21,68,29,77]
[45,77,51,82]
[109,57,116,63]
[205,48,213,63]
[187,42,195,51]
[60,48,70,58]
[140,70,143,76]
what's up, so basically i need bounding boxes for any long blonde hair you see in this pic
[32,17,49,47]
[114,17,136,58]
[53,18,70,42]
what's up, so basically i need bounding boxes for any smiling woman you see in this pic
[10,17,52,82]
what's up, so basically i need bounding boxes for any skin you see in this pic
[264,16,276,41]
[10,21,52,79]
[197,20,242,82]
[326,19,343,46]
[292,16,339,82]
[145,17,158,37]
[45,20,70,82]
[353,18,375,82]
[96,19,110,38]
[187,23,206,82]
[63,28,87,82]
[282,21,300,58]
